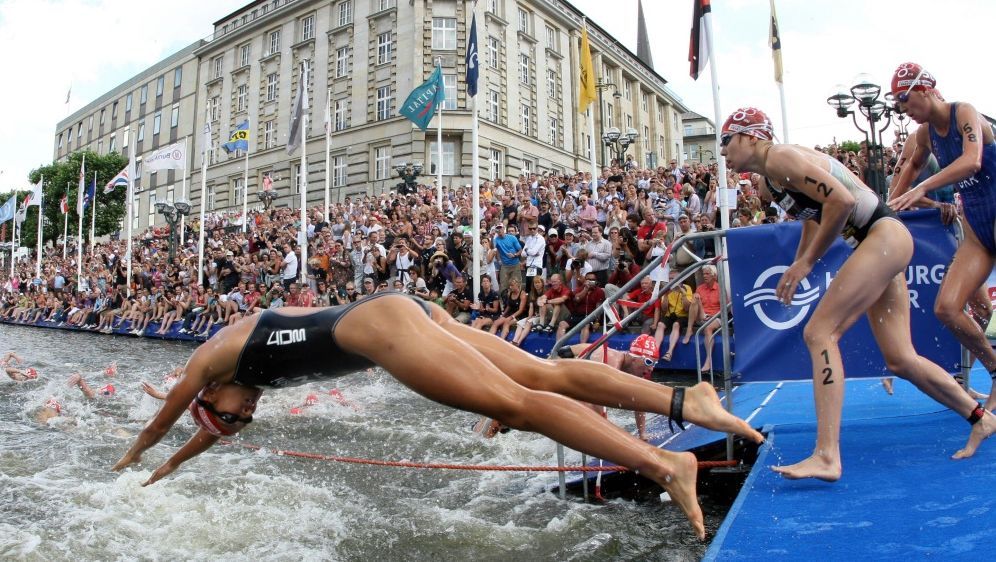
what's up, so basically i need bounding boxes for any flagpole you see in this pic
[181,135,189,245]
[777,81,790,143]
[242,118,250,233]
[35,175,42,282]
[125,131,136,297]
[63,190,68,260]
[299,62,309,285]
[324,89,331,222]
[90,171,96,253]
[436,58,444,211]
[468,10,481,304]
[702,12,730,232]
[198,110,209,286]
[10,194,16,279]
[77,154,85,283]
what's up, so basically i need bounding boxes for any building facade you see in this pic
[681,110,717,165]
[54,0,687,230]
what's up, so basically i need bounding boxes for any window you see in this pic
[606,103,613,128]
[109,134,116,153]
[521,158,533,175]
[332,155,347,187]
[156,75,164,97]
[519,54,529,84]
[213,57,223,79]
[429,141,456,175]
[517,7,530,35]
[291,162,302,194]
[301,15,315,41]
[87,116,92,131]
[626,114,633,129]
[174,66,182,87]
[335,47,350,78]
[337,1,352,26]
[442,74,456,110]
[264,120,276,148]
[112,101,118,119]
[170,104,179,128]
[58,134,63,149]
[234,178,245,206]
[658,102,665,123]
[547,69,557,98]
[122,128,129,148]
[210,96,221,121]
[126,93,133,112]
[549,117,559,146]
[582,132,591,159]
[486,90,500,122]
[659,135,666,159]
[334,99,348,130]
[236,84,248,112]
[207,185,216,211]
[376,32,393,64]
[545,25,558,52]
[490,148,502,180]
[268,29,281,56]
[138,123,145,142]
[624,81,631,100]
[374,146,390,180]
[266,73,278,101]
[141,84,148,104]
[520,105,531,136]
[487,36,499,69]
[100,109,105,125]
[642,93,648,113]
[376,0,392,10]
[376,86,393,120]
[431,18,456,50]
[148,191,159,228]
[240,43,252,67]
[153,111,162,135]
[132,194,140,229]
[487,0,499,15]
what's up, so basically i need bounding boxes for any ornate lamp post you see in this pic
[826,73,896,199]
[257,173,279,211]
[394,161,423,196]
[594,79,620,167]
[601,127,638,167]
[154,199,191,261]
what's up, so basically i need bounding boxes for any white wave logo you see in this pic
[743,265,822,330]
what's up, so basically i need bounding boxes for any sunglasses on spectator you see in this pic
[896,67,926,104]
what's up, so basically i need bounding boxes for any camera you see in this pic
[571,259,585,270]
[406,282,417,294]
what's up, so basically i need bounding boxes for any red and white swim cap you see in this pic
[25,368,38,379]
[188,398,239,437]
[721,107,775,141]
[891,62,936,95]
[100,384,116,396]
[44,397,62,414]
[628,334,660,361]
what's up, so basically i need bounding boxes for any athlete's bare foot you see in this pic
[882,377,894,396]
[681,382,764,444]
[681,333,691,345]
[772,450,841,481]
[953,410,996,459]
[651,449,705,540]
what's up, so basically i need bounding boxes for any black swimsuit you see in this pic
[232,293,432,388]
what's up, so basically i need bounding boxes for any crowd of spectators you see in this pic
[0,158,804,350]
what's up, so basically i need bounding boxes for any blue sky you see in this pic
[2,0,994,191]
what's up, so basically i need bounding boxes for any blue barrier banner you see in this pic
[727,209,960,383]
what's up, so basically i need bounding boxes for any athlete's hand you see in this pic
[112,450,142,472]
[776,260,813,305]
[887,186,925,212]
[142,462,176,486]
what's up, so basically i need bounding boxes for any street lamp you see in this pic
[594,78,619,166]
[155,199,191,261]
[395,161,423,196]
[602,127,638,167]
[826,74,897,199]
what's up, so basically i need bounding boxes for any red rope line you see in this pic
[219,440,739,472]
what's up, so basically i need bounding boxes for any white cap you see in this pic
[535,224,546,232]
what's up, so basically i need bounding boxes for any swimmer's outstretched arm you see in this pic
[141,381,168,400]
[2,352,23,366]
[68,374,96,399]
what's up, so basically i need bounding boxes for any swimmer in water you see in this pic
[68,374,116,399]
[114,293,765,540]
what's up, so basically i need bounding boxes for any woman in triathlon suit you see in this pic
[720,107,996,482]
[887,63,996,409]
[113,292,765,540]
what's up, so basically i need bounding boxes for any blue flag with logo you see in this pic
[400,67,445,131]
[0,195,15,224]
[726,209,960,383]
[83,179,96,211]
[465,14,479,97]
[223,120,250,154]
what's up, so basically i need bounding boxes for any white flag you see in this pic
[144,141,187,172]
[287,60,310,155]
[24,178,43,207]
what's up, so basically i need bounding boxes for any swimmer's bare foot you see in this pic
[682,382,764,444]
[953,410,996,459]
[652,450,705,540]
[772,451,841,481]
[882,377,894,396]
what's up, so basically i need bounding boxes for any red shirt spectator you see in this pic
[637,218,669,241]
[624,278,659,320]
[571,283,606,316]
[696,277,721,316]
[607,259,641,287]
[544,282,571,304]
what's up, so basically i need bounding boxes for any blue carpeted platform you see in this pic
[705,366,996,560]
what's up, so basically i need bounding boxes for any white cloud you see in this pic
[0,0,244,191]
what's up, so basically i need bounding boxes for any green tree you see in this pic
[17,151,129,249]
[839,140,862,153]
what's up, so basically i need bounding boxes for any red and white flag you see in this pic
[688,0,712,80]
[60,195,69,214]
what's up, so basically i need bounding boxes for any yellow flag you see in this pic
[578,23,596,111]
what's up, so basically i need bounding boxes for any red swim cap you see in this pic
[721,107,775,141]
[188,397,240,436]
[44,397,62,414]
[628,334,659,361]
[100,384,116,396]
[304,393,319,406]
[891,62,936,95]
[25,368,38,379]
